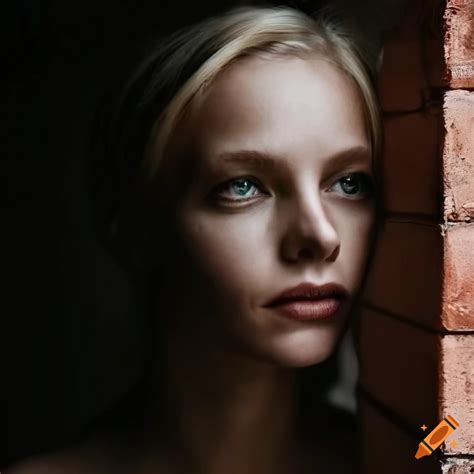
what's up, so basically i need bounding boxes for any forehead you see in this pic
[166,54,369,176]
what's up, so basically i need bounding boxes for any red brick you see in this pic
[357,307,439,427]
[358,396,441,473]
[383,111,442,215]
[379,34,426,112]
[425,21,449,88]
[442,224,474,329]
[444,0,474,89]
[364,221,474,330]
[443,91,474,223]
[363,221,443,328]
[439,334,474,454]
[440,457,474,472]
[379,0,447,111]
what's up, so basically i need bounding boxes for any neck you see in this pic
[141,321,305,474]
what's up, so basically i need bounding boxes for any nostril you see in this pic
[298,248,313,260]
[327,245,340,262]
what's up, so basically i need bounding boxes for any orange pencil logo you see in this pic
[415,415,459,459]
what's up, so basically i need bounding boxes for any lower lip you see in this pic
[265,298,342,321]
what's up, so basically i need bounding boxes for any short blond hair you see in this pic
[89,5,382,273]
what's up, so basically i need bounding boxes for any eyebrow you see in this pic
[217,146,371,170]
[217,149,280,170]
[323,146,372,170]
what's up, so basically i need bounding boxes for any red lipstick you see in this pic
[263,282,349,321]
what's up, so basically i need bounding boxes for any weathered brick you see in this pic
[443,91,474,223]
[439,334,474,454]
[364,1,474,468]
[363,221,443,328]
[357,307,439,427]
[440,457,474,473]
[364,221,474,330]
[442,223,474,329]
[383,110,442,215]
[359,395,441,473]
[444,0,474,88]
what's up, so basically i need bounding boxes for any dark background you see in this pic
[5,0,388,467]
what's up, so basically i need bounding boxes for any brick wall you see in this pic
[357,1,474,472]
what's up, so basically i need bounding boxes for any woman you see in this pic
[9,4,382,473]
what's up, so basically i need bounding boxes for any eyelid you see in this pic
[328,169,373,182]
[211,176,268,203]
[329,165,372,178]
[327,172,374,198]
[209,171,374,204]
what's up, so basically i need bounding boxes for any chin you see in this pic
[287,324,344,366]
[251,333,339,369]
[279,346,336,368]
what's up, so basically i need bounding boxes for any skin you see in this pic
[7,55,375,474]
[155,54,375,368]
[141,54,376,473]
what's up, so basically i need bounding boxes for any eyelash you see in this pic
[211,177,265,203]
[328,173,374,199]
[211,173,374,203]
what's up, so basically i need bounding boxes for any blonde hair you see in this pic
[141,6,381,180]
[89,5,382,272]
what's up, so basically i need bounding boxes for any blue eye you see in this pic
[230,179,257,197]
[330,173,373,198]
[214,177,263,202]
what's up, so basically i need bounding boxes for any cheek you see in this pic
[336,206,375,281]
[172,212,269,295]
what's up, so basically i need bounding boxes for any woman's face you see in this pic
[152,55,376,367]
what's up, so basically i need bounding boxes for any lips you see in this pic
[263,282,349,321]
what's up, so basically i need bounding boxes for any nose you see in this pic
[280,192,340,264]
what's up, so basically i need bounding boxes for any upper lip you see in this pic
[263,282,349,306]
